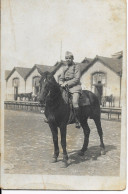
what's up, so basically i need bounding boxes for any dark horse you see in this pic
[101,95,115,107]
[39,71,105,167]
[17,92,33,101]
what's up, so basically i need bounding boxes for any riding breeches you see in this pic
[72,92,80,108]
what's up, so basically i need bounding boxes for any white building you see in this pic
[5,67,31,100]
[25,64,55,96]
[5,53,122,107]
[5,65,55,100]
[80,55,122,107]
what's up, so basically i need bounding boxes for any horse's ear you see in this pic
[47,72,56,83]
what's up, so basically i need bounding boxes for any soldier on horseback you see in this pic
[59,51,82,128]
[39,63,105,165]
[40,51,82,128]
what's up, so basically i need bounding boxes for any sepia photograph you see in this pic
[1,0,127,190]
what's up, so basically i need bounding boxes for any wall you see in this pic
[81,61,121,107]
[6,70,25,100]
[26,68,41,94]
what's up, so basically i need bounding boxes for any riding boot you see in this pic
[74,107,81,128]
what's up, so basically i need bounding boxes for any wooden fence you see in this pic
[4,101,121,120]
[101,107,121,120]
[4,101,42,113]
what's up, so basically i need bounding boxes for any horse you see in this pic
[17,92,33,101]
[39,71,105,167]
[101,95,115,107]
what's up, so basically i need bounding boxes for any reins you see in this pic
[45,84,70,109]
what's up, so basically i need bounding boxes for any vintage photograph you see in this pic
[1,0,127,190]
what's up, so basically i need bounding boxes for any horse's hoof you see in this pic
[51,158,57,163]
[78,150,84,156]
[101,148,106,155]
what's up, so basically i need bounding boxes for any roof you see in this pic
[81,55,122,76]
[78,62,91,74]
[81,57,93,63]
[111,51,123,59]
[25,64,56,79]
[35,64,55,72]
[5,70,11,79]
[51,60,91,75]
[15,67,31,78]
[5,54,122,81]
[52,61,66,74]
[97,55,122,74]
[5,67,31,80]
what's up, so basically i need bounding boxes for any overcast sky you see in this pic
[1,0,126,70]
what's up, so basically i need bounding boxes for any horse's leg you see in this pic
[78,119,90,156]
[60,125,68,167]
[94,117,105,155]
[49,123,59,162]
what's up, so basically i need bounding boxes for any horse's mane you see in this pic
[40,71,69,109]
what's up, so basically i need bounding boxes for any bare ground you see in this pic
[4,110,121,176]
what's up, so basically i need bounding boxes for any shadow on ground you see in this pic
[67,144,117,166]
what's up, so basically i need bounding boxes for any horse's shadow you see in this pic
[67,145,116,166]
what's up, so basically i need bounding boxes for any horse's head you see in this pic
[39,71,59,106]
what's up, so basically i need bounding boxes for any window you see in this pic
[92,72,106,85]
[32,76,40,87]
[12,78,19,87]
[32,76,40,95]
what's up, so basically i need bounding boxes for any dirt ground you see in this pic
[4,110,121,176]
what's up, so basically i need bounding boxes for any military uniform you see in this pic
[59,62,81,93]
[59,62,82,108]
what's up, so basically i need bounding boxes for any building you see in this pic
[25,64,55,96]
[5,67,31,100]
[5,53,122,107]
[53,55,122,107]
[80,55,122,107]
[5,65,55,100]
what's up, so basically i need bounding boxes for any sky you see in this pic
[1,0,126,70]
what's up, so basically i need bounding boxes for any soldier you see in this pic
[41,51,82,128]
[59,51,82,128]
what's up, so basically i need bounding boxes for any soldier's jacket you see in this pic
[59,62,82,94]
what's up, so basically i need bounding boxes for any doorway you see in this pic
[92,72,106,105]
[94,84,103,105]
[14,87,18,100]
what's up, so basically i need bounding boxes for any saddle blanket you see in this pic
[79,91,90,106]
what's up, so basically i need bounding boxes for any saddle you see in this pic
[62,89,91,106]
[62,89,91,124]
[79,91,91,106]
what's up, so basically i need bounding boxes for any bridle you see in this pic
[39,74,71,107]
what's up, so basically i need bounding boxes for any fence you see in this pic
[101,107,121,120]
[4,101,121,120]
[4,101,42,113]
